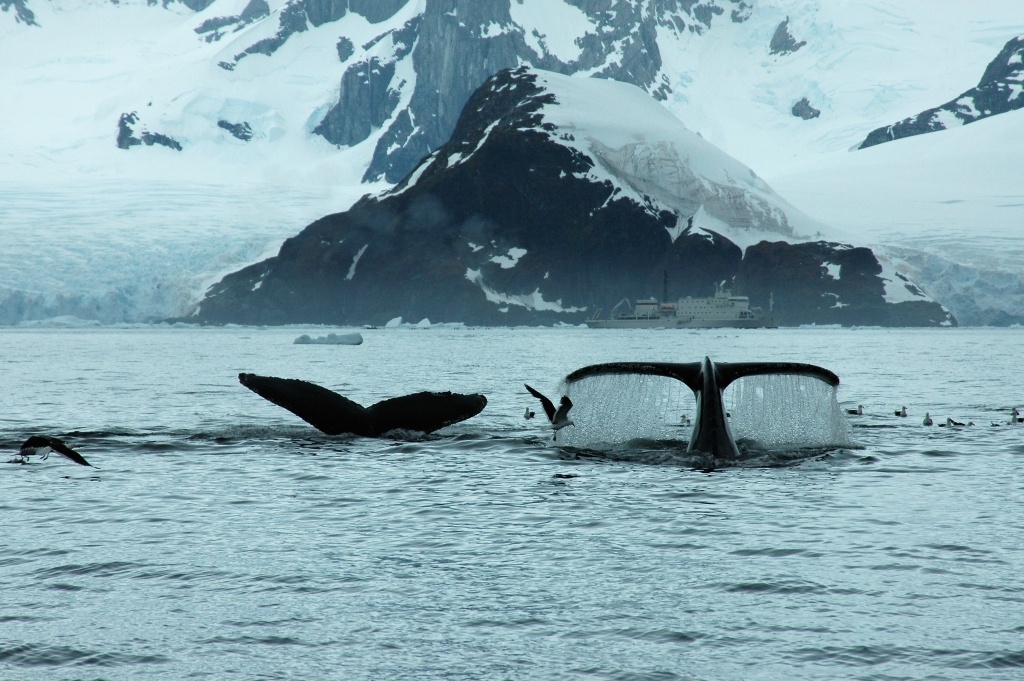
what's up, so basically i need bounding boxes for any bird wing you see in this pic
[554,395,573,422]
[19,435,48,454]
[47,438,95,468]
[525,384,556,422]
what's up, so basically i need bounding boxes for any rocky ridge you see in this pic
[193,68,953,328]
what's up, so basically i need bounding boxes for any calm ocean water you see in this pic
[2,325,1023,680]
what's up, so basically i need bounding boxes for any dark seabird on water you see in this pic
[847,404,864,416]
[524,407,535,419]
[18,435,96,468]
[895,406,908,417]
[524,384,575,440]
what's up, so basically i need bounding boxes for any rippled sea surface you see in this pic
[2,326,1023,680]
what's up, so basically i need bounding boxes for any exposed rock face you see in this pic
[738,242,949,327]
[194,0,269,42]
[0,0,35,25]
[192,68,953,328]
[217,120,253,141]
[217,0,408,64]
[792,97,820,120]
[116,112,183,151]
[769,17,805,55]
[335,36,354,62]
[309,0,744,183]
[312,22,417,149]
[859,35,1024,149]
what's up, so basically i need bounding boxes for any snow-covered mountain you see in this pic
[858,35,1024,150]
[2,0,1022,325]
[193,67,950,327]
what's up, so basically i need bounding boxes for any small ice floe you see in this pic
[293,332,363,345]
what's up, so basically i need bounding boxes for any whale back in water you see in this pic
[564,357,839,460]
[238,373,487,437]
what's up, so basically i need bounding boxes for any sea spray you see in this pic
[559,373,851,451]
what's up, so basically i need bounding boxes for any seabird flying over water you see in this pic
[18,435,96,467]
[524,384,575,440]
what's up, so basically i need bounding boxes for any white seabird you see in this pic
[524,384,575,440]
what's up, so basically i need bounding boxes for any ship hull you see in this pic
[585,313,778,330]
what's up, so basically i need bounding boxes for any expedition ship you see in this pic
[586,283,777,329]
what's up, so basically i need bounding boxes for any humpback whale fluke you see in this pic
[238,373,487,437]
[564,356,840,462]
[18,435,96,468]
[524,384,575,439]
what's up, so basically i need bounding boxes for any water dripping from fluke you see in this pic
[558,356,853,470]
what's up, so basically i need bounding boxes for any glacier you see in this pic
[2,0,1023,325]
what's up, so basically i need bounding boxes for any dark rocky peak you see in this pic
[217,120,253,141]
[116,112,182,151]
[792,97,820,120]
[859,33,1024,149]
[308,0,742,183]
[769,17,806,55]
[313,16,421,148]
[1,0,36,26]
[385,66,557,195]
[229,0,410,65]
[978,35,1024,85]
[171,0,217,10]
[729,1,752,23]
[192,67,953,329]
[195,0,269,42]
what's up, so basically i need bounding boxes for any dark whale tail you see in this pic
[564,356,839,460]
[238,373,487,437]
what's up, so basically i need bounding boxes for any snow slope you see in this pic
[2,0,1022,324]
[0,0,390,322]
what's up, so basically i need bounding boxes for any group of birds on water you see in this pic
[848,404,1024,429]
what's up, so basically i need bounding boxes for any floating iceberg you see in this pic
[293,332,363,345]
